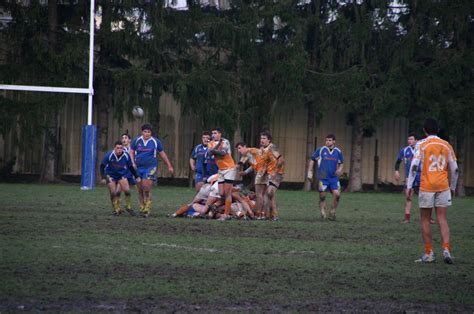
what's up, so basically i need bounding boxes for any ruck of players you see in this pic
[101,118,459,264]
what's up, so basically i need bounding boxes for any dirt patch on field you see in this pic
[1,298,473,312]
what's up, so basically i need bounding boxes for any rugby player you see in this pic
[307,134,344,220]
[236,142,267,219]
[190,132,211,192]
[207,128,237,221]
[408,118,458,264]
[129,124,174,217]
[261,131,284,221]
[100,141,140,216]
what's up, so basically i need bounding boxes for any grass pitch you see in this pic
[0,183,473,311]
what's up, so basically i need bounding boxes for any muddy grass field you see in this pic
[1,184,473,312]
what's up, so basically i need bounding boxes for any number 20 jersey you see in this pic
[414,135,456,192]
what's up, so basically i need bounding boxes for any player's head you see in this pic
[423,118,439,136]
[407,133,417,147]
[121,133,131,146]
[248,188,256,200]
[202,131,211,145]
[211,128,222,141]
[325,134,336,148]
[235,142,248,155]
[260,131,272,147]
[113,140,124,155]
[141,124,153,139]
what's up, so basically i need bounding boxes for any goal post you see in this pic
[0,0,97,190]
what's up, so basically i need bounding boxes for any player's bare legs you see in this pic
[255,184,266,219]
[140,179,153,216]
[218,182,233,219]
[403,188,414,223]
[420,208,433,252]
[267,185,278,220]
[329,189,341,220]
[107,181,122,215]
[435,206,450,247]
[319,191,327,219]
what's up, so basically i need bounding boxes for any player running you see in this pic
[129,124,174,217]
[100,141,141,216]
[207,127,237,221]
[236,142,268,219]
[394,134,422,223]
[307,134,344,221]
[407,118,458,264]
[190,132,211,192]
[261,131,284,221]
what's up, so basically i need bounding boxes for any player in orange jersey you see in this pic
[407,118,458,264]
[261,131,284,221]
[208,128,237,220]
[236,142,268,219]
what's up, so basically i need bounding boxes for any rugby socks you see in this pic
[224,198,232,215]
[176,203,191,216]
[124,194,132,210]
[442,242,450,251]
[404,213,410,221]
[424,243,433,254]
[144,200,152,213]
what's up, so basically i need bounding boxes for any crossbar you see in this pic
[0,84,91,95]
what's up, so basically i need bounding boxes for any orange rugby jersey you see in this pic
[415,135,456,192]
[208,138,236,170]
[240,147,267,174]
[263,144,284,175]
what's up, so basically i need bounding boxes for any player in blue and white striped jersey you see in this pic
[100,141,140,216]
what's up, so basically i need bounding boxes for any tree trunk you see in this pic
[40,112,59,183]
[95,78,110,182]
[303,103,315,191]
[456,134,466,197]
[348,114,363,192]
[40,0,59,183]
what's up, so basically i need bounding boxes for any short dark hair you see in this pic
[260,131,272,141]
[235,142,247,148]
[114,140,123,147]
[141,123,153,131]
[407,133,416,139]
[202,131,211,136]
[423,118,439,135]
[121,133,131,139]
[326,134,336,140]
[211,127,222,133]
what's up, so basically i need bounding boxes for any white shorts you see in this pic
[218,167,237,183]
[255,172,269,185]
[231,203,245,217]
[419,189,452,208]
[209,182,221,199]
[196,184,212,201]
[268,173,283,188]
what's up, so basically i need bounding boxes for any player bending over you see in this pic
[408,118,458,264]
[236,142,267,219]
[307,134,344,220]
[100,141,141,216]
[129,124,174,217]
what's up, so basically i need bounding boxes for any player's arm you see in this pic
[394,149,403,181]
[158,151,174,175]
[129,149,136,168]
[307,160,315,182]
[189,158,196,172]
[406,147,420,190]
[336,162,344,176]
[126,158,141,182]
[209,139,225,156]
[448,147,459,193]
